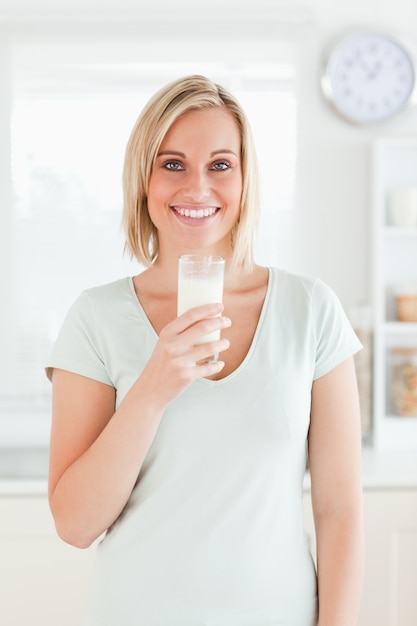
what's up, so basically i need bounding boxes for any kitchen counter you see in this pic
[0,478,48,496]
[304,446,417,490]
[1,446,417,496]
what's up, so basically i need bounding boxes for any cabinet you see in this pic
[371,138,417,448]
[304,488,417,626]
[0,496,96,626]
[358,489,417,626]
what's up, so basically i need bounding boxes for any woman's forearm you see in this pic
[315,505,364,626]
[49,376,166,549]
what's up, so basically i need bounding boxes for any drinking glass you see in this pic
[177,254,225,362]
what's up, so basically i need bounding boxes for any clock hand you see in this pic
[368,60,382,81]
[356,57,367,73]
[356,49,372,74]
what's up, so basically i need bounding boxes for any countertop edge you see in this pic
[2,447,417,496]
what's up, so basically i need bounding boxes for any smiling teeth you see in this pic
[176,207,217,218]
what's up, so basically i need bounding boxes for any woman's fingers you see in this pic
[159,315,231,364]
[168,303,225,334]
[141,304,232,405]
[159,303,231,353]
[173,337,231,368]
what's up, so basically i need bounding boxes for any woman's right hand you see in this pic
[140,302,231,408]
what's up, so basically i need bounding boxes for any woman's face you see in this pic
[147,106,242,256]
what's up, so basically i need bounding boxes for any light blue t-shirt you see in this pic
[46,267,362,626]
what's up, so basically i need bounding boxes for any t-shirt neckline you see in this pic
[127,268,273,386]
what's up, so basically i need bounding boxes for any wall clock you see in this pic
[321,29,416,124]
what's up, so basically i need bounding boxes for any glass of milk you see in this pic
[177,254,225,362]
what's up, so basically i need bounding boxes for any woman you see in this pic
[47,75,364,625]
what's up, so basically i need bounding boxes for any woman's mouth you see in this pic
[171,205,219,220]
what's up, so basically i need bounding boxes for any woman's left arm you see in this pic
[308,356,364,626]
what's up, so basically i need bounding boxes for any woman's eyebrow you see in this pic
[157,150,186,157]
[157,149,238,158]
[210,149,238,157]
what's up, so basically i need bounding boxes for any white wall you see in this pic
[293,0,417,312]
[1,0,417,312]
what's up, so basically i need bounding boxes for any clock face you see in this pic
[323,32,416,123]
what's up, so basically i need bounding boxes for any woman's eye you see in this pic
[163,161,184,171]
[211,161,231,171]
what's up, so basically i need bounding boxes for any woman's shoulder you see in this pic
[79,276,133,304]
[268,267,342,314]
[66,277,135,323]
[269,266,319,295]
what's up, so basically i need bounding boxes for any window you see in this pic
[0,32,297,448]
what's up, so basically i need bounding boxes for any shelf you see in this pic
[383,322,417,334]
[372,138,417,450]
[385,414,417,422]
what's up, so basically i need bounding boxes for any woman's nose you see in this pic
[182,169,210,201]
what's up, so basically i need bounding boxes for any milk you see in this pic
[177,275,224,343]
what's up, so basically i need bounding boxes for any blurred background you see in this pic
[0,1,417,625]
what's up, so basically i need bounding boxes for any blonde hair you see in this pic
[122,74,261,273]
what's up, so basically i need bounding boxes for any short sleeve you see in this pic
[312,279,363,380]
[45,291,113,386]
